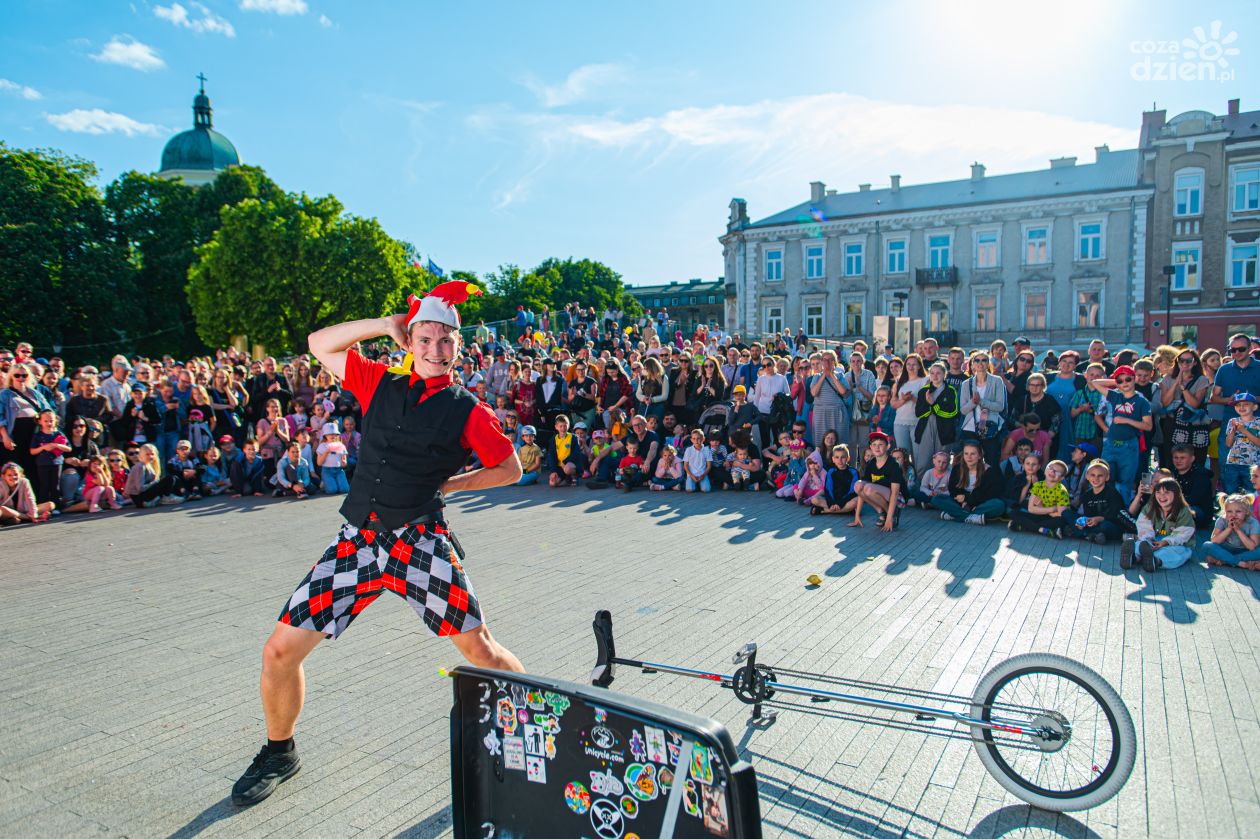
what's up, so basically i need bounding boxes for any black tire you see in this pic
[970,653,1136,812]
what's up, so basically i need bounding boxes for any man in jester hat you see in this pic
[232,281,525,806]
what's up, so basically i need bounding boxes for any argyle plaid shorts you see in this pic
[278,520,483,639]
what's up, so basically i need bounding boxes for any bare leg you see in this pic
[451,625,525,673]
[260,623,325,740]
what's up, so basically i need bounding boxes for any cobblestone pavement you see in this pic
[2,487,1258,838]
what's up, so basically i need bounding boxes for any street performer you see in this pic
[232,281,525,807]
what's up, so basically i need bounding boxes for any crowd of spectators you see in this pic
[5,311,1260,574]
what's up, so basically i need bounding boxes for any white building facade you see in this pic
[721,150,1153,350]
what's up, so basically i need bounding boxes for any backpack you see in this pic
[770,392,795,429]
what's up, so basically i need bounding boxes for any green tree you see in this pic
[533,257,640,315]
[106,164,284,358]
[187,192,409,353]
[0,144,136,360]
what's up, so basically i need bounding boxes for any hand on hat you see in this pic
[383,313,410,352]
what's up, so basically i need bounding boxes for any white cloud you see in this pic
[239,0,308,14]
[318,13,332,27]
[91,36,166,71]
[521,63,628,108]
[0,78,42,100]
[45,108,164,137]
[479,93,1134,199]
[155,3,237,38]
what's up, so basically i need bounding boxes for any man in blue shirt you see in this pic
[1093,364,1152,504]
[1212,332,1260,465]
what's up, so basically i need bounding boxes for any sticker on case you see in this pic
[624,763,658,801]
[545,733,557,760]
[497,698,518,734]
[619,795,639,819]
[523,724,545,756]
[503,736,526,770]
[588,798,623,839]
[534,713,561,734]
[628,731,647,762]
[525,689,546,710]
[589,768,624,796]
[702,782,731,837]
[482,729,501,757]
[564,781,591,815]
[644,726,667,763]
[690,743,713,785]
[683,779,700,817]
[544,691,571,715]
[526,755,546,784]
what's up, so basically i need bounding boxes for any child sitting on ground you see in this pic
[727,440,763,491]
[774,439,809,499]
[650,445,684,491]
[1125,477,1195,572]
[912,450,951,507]
[616,437,646,491]
[83,454,121,512]
[891,447,917,506]
[199,446,232,497]
[811,444,859,516]
[515,425,542,485]
[792,452,825,505]
[1200,493,1260,569]
[1009,459,1071,538]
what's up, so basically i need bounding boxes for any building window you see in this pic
[1076,290,1101,328]
[765,248,783,282]
[1172,243,1201,290]
[975,230,999,268]
[764,305,784,334]
[1231,242,1258,287]
[928,234,951,269]
[927,298,950,332]
[689,296,696,304]
[974,293,997,332]
[707,295,716,304]
[842,298,864,336]
[805,243,825,279]
[885,238,907,274]
[1227,323,1259,339]
[1076,221,1103,261]
[1174,169,1203,217]
[882,290,908,317]
[1023,289,1048,330]
[843,242,864,277]
[1170,325,1198,347]
[1234,165,1260,212]
[805,303,825,336]
[1024,226,1049,265]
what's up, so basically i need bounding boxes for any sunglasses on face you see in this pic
[127,451,139,456]
[108,458,122,463]
[1178,358,1195,365]
[1116,376,1135,384]
[1230,346,1250,354]
[12,373,28,379]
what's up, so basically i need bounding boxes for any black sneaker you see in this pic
[232,744,301,806]
[1138,541,1157,573]
[1119,536,1135,569]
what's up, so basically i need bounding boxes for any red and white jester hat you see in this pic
[404,281,482,330]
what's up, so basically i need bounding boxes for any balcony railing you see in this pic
[916,266,959,286]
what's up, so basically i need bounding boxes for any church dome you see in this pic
[158,77,240,183]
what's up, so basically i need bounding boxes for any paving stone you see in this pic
[0,486,1255,837]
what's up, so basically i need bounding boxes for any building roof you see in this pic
[159,80,240,175]
[627,278,725,296]
[748,149,1143,230]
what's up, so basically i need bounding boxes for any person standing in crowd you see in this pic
[809,350,850,452]
[1,363,53,481]
[1168,445,1215,529]
[59,416,98,507]
[564,360,598,432]
[1222,392,1260,494]
[598,359,633,431]
[892,354,927,453]
[637,357,669,424]
[1046,351,1085,460]
[844,352,878,456]
[247,358,292,426]
[912,362,958,473]
[1093,365,1152,504]
[256,398,290,479]
[28,408,70,508]
[533,358,566,451]
[1076,340,1115,375]
[98,357,133,445]
[959,350,1007,466]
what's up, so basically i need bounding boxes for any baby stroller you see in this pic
[698,400,734,441]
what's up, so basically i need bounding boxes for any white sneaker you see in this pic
[965,513,985,526]
[940,511,951,521]
[160,495,185,506]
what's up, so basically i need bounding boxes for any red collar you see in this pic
[409,370,453,391]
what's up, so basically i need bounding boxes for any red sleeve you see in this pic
[343,349,388,414]
[461,401,516,469]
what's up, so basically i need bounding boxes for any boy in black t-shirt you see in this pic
[849,431,904,532]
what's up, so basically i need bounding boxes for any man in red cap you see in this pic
[231,282,524,807]
[848,430,904,532]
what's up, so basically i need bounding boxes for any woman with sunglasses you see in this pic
[1159,348,1211,466]
[668,355,698,427]
[892,354,926,453]
[694,356,726,418]
[58,417,100,509]
[1199,347,1225,486]
[0,362,54,480]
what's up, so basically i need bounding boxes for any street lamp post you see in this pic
[1162,264,1176,343]
[893,291,908,318]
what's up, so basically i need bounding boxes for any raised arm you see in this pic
[308,314,408,381]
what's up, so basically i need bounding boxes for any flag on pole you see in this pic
[426,258,445,278]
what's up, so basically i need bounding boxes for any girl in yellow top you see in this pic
[1009,459,1072,538]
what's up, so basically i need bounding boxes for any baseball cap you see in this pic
[593,429,608,439]
[733,384,747,394]
[867,430,891,443]
[1072,442,1099,458]
[521,425,537,435]
[1113,365,1136,379]
[130,382,148,392]
[1232,391,1257,406]
[218,434,234,444]
[573,421,588,430]
[1013,336,1031,345]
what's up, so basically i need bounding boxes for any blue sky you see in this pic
[2,1,1255,286]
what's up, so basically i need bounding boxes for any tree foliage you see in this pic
[187,192,409,353]
[0,144,136,359]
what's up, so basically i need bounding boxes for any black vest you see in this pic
[339,375,477,530]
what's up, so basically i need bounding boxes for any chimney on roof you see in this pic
[1049,156,1077,169]
[1095,144,1110,161]
[970,162,985,181]
[810,181,825,203]
[1139,108,1167,148]
[890,174,901,193]
[858,183,871,192]
[1228,98,1240,116]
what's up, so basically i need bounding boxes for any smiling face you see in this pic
[408,321,460,379]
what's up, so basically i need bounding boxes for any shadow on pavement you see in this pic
[164,796,240,839]
[394,806,453,838]
[968,803,1104,838]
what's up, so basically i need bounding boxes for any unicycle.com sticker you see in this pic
[1130,20,1240,83]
